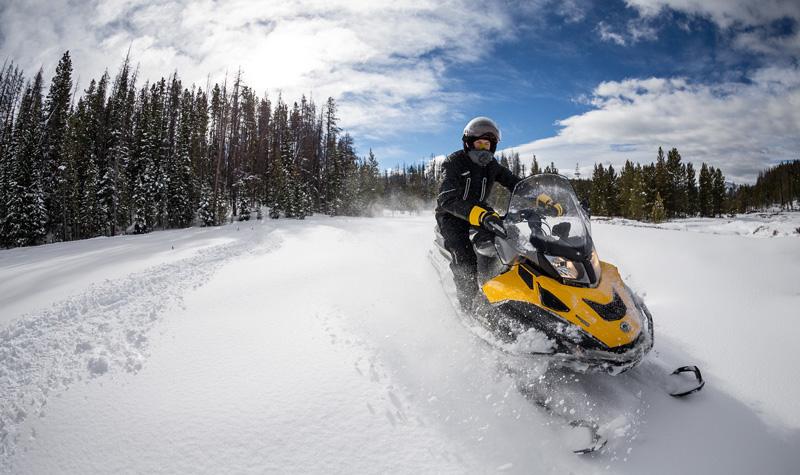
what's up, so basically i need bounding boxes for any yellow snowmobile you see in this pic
[433,174,702,389]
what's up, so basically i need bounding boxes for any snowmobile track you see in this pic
[0,230,282,471]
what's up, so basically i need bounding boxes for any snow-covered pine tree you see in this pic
[226,72,242,218]
[0,62,26,247]
[89,72,111,237]
[106,53,136,235]
[209,81,229,225]
[2,70,47,247]
[190,87,209,217]
[255,96,271,210]
[167,88,195,227]
[41,51,73,242]
[128,83,153,233]
[196,182,215,226]
[322,97,340,215]
[160,74,183,228]
[149,78,169,229]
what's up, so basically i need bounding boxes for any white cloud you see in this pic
[500,67,800,183]
[624,0,800,57]
[0,0,515,139]
[596,17,659,46]
[624,0,800,28]
[597,21,628,46]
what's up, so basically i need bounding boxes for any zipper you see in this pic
[480,177,487,201]
[463,177,471,200]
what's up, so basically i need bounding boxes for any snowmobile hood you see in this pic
[482,261,643,349]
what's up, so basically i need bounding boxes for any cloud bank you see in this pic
[0,0,513,139]
[503,66,800,183]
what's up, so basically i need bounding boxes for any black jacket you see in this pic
[436,150,521,221]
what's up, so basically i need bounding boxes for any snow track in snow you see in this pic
[0,228,282,469]
[2,215,799,473]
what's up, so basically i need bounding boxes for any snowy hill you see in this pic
[1,214,798,474]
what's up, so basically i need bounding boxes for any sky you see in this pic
[1,0,798,183]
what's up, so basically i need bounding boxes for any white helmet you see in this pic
[462,116,501,152]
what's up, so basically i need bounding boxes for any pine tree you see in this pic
[590,164,608,216]
[685,162,698,216]
[196,183,215,226]
[531,155,541,175]
[654,147,670,216]
[666,148,685,218]
[322,97,340,214]
[41,51,73,241]
[605,164,618,215]
[167,88,195,227]
[0,63,26,246]
[698,163,712,217]
[104,56,136,235]
[128,84,153,233]
[628,165,646,220]
[651,192,666,223]
[616,161,634,218]
[712,167,726,216]
[89,72,112,236]
[4,70,47,246]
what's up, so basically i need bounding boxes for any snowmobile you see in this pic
[431,173,703,388]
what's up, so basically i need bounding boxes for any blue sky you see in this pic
[2,0,798,183]
[383,0,800,182]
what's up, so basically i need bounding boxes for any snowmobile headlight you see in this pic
[544,254,580,280]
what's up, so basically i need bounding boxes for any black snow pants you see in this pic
[437,214,479,310]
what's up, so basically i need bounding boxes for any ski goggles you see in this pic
[473,139,492,150]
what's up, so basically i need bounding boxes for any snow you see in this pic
[1,213,799,473]
[597,211,800,238]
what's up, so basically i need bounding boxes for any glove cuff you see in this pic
[469,205,489,226]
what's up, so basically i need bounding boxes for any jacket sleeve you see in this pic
[437,159,474,221]
[494,163,521,192]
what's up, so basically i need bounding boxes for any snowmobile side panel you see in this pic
[482,261,643,349]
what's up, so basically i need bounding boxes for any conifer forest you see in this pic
[1,52,798,249]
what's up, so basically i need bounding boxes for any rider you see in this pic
[436,117,521,311]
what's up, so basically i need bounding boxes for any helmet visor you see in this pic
[463,117,501,143]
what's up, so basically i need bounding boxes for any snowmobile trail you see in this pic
[0,225,282,471]
[1,216,799,474]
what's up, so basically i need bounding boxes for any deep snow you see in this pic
[1,213,798,474]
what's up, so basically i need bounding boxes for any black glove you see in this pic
[481,212,507,239]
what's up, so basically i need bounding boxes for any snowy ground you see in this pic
[1,213,798,474]
[597,210,800,238]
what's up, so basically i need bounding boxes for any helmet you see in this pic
[462,116,501,153]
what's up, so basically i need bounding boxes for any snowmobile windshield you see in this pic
[505,174,593,262]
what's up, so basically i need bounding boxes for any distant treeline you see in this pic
[2,52,797,249]
[574,151,799,221]
[731,160,800,212]
[0,51,394,248]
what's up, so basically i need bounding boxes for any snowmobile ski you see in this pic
[668,365,705,397]
[568,420,607,454]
